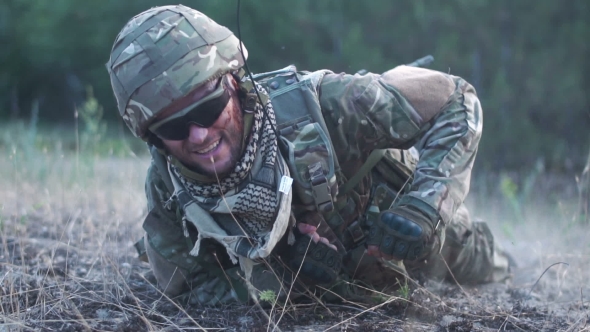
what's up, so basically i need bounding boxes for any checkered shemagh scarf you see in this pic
[171,81,280,239]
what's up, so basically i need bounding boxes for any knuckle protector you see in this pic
[380,211,424,240]
[376,207,437,260]
[406,242,426,261]
[379,234,396,255]
[393,239,410,258]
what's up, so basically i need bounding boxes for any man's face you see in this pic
[152,74,245,178]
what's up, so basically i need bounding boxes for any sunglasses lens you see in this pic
[187,91,229,127]
[151,87,231,140]
[151,121,190,141]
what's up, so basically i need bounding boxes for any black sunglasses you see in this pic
[149,78,231,140]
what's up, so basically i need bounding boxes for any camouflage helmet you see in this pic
[106,5,247,138]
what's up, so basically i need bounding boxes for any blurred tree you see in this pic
[0,0,588,170]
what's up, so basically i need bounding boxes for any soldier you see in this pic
[106,5,510,305]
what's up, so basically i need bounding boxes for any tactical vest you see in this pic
[136,66,418,260]
[250,66,339,214]
[249,66,418,247]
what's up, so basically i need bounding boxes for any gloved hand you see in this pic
[366,206,441,261]
[288,222,342,285]
[288,234,342,285]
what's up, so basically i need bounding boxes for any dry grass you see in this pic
[0,127,589,331]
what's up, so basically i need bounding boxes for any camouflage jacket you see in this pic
[143,65,482,264]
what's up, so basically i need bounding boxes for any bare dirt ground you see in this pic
[1,154,588,331]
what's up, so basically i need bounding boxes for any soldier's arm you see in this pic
[319,66,482,226]
[143,161,196,297]
[143,162,243,304]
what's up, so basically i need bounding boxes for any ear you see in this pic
[225,73,239,92]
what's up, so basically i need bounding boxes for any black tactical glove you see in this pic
[366,206,441,261]
[288,234,342,285]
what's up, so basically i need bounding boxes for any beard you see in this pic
[187,130,244,179]
[178,97,245,179]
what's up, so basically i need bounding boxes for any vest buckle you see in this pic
[308,162,334,213]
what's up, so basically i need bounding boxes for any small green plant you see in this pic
[259,289,277,304]
[499,159,545,224]
[32,202,44,210]
[77,86,107,153]
[500,174,523,223]
[26,99,39,155]
[396,278,410,300]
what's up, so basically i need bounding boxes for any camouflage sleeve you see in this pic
[144,161,247,304]
[319,66,482,225]
[143,160,197,270]
[145,160,171,212]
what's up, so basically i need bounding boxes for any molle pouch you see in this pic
[279,120,337,213]
[364,182,399,231]
[373,148,418,194]
[253,66,339,213]
[365,148,419,228]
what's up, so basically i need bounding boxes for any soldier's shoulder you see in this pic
[385,65,455,86]
[382,66,458,122]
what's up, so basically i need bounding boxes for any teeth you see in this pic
[196,140,220,154]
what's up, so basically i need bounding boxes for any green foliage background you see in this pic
[1,0,588,170]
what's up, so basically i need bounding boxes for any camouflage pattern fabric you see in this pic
[144,235,245,305]
[318,66,481,228]
[109,5,506,301]
[317,66,509,287]
[143,161,244,303]
[106,5,246,138]
[140,64,508,304]
[403,204,501,284]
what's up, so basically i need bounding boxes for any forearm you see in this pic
[395,77,482,225]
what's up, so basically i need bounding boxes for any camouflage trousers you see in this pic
[405,203,510,285]
[141,202,509,305]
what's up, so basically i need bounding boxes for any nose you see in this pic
[186,123,208,144]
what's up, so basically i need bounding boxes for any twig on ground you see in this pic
[325,303,388,318]
[60,295,93,332]
[322,295,403,331]
[497,261,570,331]
[439,252,474,305]
[564,315,588,332]
[524,261,569,308]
